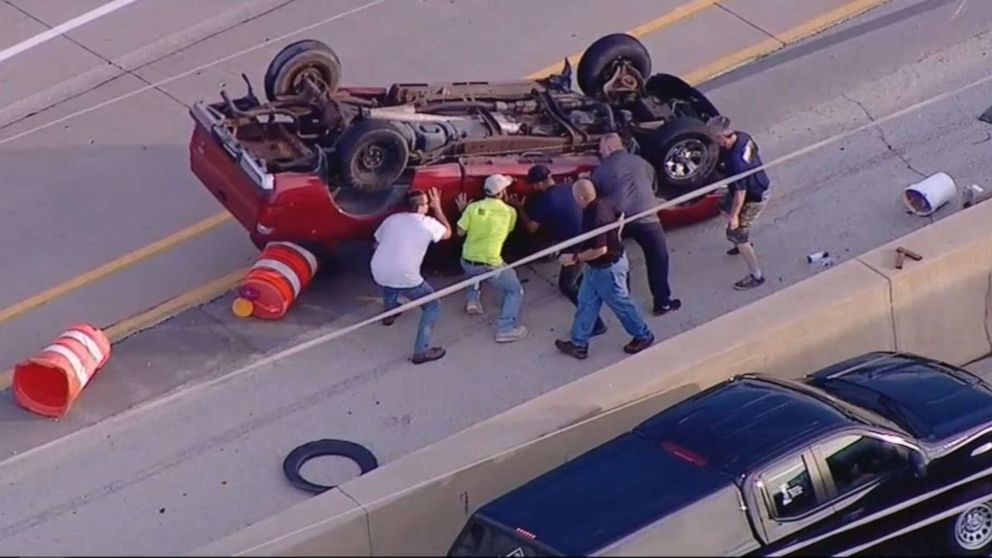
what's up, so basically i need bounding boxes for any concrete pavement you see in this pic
[1,0,989,552]
[0,0,881,376]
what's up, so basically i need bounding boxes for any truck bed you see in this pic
[474,432,753,556]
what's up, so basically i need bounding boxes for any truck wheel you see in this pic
[334,120,409,193]
[577,33,652,97]
[949,498,992,555]
[264,39,342,100]
[646,117,719,191]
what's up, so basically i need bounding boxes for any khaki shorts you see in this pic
[724,198,767,245]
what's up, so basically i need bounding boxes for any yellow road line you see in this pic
[0,211,232,325]
[0,0,719,332]
[684,0,891,85]
[102,267,247,341]
[525,0,718,80]
[0,0,891,394]
[0,267,247,391]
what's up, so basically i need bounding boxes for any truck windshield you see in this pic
[448,516,560,557]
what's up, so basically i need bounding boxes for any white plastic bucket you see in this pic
[903,172,956,216]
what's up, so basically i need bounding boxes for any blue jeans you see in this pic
[383,281,440,356]
[461,259,523,333]
[570,254,652,346]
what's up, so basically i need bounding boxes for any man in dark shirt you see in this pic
[591,133,681,315]
[508,165,606,336]
[708,116,771,291]
[554,179,654,360]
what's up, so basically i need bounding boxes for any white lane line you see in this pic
[0,0,143,64]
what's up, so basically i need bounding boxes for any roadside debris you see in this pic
[894,246,923,270]
[963,184,986,208]
[903,172,956,217]
[806,251,832,267]
[282,439,378,495]
[13,323,111,418]
[232,242,318,320]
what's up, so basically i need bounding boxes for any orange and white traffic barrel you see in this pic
[13,323,112,418]
[232,241,318,320]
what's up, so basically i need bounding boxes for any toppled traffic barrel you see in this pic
[232,241,318,320]
[13,323,111,418]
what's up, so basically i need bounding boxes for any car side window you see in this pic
[762,455,818,519]
[818,435,910,496]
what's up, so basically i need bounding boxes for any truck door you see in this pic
[748,448,837,546]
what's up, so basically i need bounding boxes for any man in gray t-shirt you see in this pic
[590,133,681,315]
[590,138,660,224]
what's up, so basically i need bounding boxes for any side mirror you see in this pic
[910,449,928,478]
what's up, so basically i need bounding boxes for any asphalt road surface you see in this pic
[0,0,848,374]
[3,0,992,554]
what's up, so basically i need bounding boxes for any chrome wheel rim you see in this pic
[955,503,992,550]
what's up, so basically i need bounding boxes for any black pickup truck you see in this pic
[448,352,992,556]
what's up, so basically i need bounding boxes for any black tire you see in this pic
[645,117,719,192]
[334,119,410,193]
[947,491,992,555]
[299,241,341,279]
[577,33,652,97]
[264,39,342,100]
[283,439,378,495]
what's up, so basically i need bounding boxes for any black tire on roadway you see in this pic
[264,39,342,100]
[283,439,379,495]
[334,119,410,193]
[577,33,652,97]
[646,117,719,192]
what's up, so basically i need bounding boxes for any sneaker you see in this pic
[495,326,527,343]
[653,299,682,316]
[466,301,483,315]
[734,274,766,290]
[591,322,608,337]
[624,334,656,354]
[727,244,754,256]
[382,313,400,326]
[555,339,589,360]
[411,347,446,365]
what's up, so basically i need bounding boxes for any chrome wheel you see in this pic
[955,503,992,550]
[663,138,708,180]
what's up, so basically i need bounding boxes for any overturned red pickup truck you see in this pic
[188,33,725,258]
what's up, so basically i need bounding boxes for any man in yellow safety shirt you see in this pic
[455,174,527,343]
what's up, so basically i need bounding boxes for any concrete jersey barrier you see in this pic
[194,201,992,556]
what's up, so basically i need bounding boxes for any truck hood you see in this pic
[476,432,734,556]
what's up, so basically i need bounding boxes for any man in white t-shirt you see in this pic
[371,187,452,364]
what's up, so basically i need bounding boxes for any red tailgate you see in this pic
[188,102,271,232]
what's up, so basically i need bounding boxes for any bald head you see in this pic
[599,133,625,159]
[572,178,597,208]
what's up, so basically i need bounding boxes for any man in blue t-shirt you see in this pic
[708,116,771,291]
[508,165,606,336]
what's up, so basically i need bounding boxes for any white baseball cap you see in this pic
[484,174,514,196]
